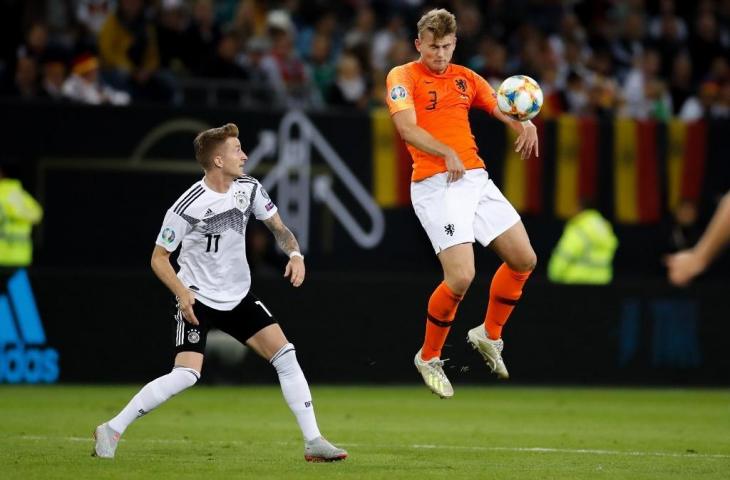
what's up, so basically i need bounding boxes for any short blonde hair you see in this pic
[417,9,457,40]
[193,123,239,169]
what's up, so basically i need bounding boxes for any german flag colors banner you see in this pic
[613,119,661,224]
[554,116,599,219]
[666,119,707,211]
[369,110,709,223]
[502,118,544,214]
[371,108,411,208]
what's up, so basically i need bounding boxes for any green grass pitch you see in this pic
[1,385,729,479]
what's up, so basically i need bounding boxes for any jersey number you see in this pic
[205,234,221,253]
[426,91,438,110]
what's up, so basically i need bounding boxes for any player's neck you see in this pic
[202,173,233,194]
[418,58,448,75]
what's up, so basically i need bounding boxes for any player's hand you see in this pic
[176,289,199,326]
[444,149,465,183]
[515,121,538,160]
[284,256,305,287]
[665,250,706,287]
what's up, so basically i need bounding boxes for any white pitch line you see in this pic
[17,436,730,460]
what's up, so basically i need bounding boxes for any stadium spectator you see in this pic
[202,31,249,79]
[62,53,130,105]
[183,0,222,76]
[1,0,729,113]
[304,33,336,103]
[40,57,68,100]
[622,48,671,119]
[328,52,368,109]
[372,14,407,73]
[10,57,41,99]
[611,10,647,82]
[669,53,695,116]
[156,0,191,73]
[98,0,172,102]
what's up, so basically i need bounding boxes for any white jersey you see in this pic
[155,176,277,310]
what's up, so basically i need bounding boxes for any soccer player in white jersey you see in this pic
[92,123,347,462]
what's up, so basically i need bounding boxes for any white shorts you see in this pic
[410,169,521,254]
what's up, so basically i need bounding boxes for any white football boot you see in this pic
[467,325,509,379]
[304,436,348,462]
[414,348,454,399]
[92,423,120,458]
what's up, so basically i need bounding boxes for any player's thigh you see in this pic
[213,293,280,355]
[437,243,475,284]
[411,171,480,253]
[172,301,212,356]
[246,324,289,361]
[489,221,537,271]
[473,179,522,248]
[174,351,204,372]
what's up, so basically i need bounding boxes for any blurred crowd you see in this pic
[1,0,729,118]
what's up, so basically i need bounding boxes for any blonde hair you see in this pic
[193,123,239,169]
[417,9,457,39]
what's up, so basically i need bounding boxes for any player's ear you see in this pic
[213,154,223,168]
[414,37,421,53]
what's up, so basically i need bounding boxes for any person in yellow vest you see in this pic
[0,168,43,267]
[548,204,618,284]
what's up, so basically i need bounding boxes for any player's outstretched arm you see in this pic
[492,108,538,160]
[666,191,730,286]
[262,212,305,287]
[151,245,199,325]
[392,108,465,183]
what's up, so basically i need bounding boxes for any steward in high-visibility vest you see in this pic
[548,209,618,284]
[0,177,43,267]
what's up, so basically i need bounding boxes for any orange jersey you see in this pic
[385,61,498,181]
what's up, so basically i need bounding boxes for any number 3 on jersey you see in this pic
[205,234,220,253]
[426,90,437,110]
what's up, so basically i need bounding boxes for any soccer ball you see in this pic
[496,75,543,122]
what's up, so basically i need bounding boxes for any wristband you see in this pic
[289,251,303,260]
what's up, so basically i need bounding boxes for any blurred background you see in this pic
[0,0,728,387]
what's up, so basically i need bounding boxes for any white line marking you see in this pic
[17,436,730,459]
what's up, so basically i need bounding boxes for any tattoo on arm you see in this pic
[263,214,300,255]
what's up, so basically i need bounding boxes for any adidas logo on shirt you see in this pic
[203,209,215,218]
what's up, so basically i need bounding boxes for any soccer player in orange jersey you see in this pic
[386,9,539,398]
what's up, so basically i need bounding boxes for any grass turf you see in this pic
[1,385,729,479]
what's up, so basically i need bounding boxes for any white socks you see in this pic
[106,346,320,442]
[270,343,321,441]
[108,366,199,435]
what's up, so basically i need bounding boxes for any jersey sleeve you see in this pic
[155,209,192,252]
[471,71,498,114]
[252,182,277,221]
[385,65,416,115]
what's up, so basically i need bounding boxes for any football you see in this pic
[496,75,544,122]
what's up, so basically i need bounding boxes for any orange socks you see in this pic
[421,281,463,361]
[484,263,532,340]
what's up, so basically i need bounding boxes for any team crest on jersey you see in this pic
[234,190,250,211]
[188,329,200,344]
[455,78,467,93]
[160,227,175,244]
[390,85,407,101]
